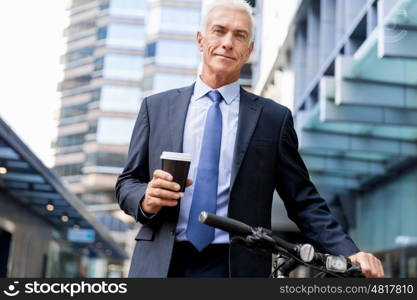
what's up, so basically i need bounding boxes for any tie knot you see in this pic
[207,90,223,104]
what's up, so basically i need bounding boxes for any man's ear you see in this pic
[196,31,204,52]
[248,41,254,55]
[245,40,254,61]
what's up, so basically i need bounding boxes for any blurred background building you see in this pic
[55,0,148,277]
[142,0,201,96]
[255,0,417,277]
[0,117,126,277]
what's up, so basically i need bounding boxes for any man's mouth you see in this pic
[215,54,236,60]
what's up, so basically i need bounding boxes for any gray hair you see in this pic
[200,0,254,41]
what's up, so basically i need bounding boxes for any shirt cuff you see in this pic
[138,198,157,219]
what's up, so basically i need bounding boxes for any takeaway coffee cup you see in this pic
[160,152,192,192]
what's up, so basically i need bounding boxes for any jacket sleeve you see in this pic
[115,97,161,226]
[275,109,359,256]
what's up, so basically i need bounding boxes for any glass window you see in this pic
[153,73,195,93]
[109,0,146,17]
[145,42,156,58]
[156,39,200,68]
[60,75,91,91]
[94,57,104,71]
[97,152,127,167]
[100,85,142,113]
[100,1,109,10]
[66,47,94,62]
[88,120,97,134]
[106,23,145,49]
[86,152,127,167]
[160,7,200,34]
[68,30,95,43]
[60,103,88,118]
[96,117,136,145]
[54,163,83,176]
[67,20,96,36]
[97,27,107,40]
[103,54,143,81]
[56,133,85,147]
[66,57,92,70]
[91,88,101,102]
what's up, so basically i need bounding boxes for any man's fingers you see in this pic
[378,259,385,277]
[373,256,384,278]
[365,254,384,278]
[153,169,173,181]
[152,171,192,191]
[148,187,182,200]
[367,257,379,278]
[358,254,373,278]
[151,178,181,191]
[349,252,384,278]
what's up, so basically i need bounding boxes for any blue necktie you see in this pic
[187,90,223,251]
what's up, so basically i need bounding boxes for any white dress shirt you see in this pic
[175,76,240,244]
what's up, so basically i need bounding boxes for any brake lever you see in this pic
[231,227,278,255]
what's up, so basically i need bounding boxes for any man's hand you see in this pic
[141,169,193,214]
[348,252,384,278]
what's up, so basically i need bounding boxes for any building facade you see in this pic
[0,117,126,278]
[56,0,147,277]
[255,0,417,277]
[143,0,201,96]
[56,0,146,209]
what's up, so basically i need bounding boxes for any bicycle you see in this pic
[199,211,364,278]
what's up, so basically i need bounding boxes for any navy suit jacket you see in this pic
[115,84,359,277]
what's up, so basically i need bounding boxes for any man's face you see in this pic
[197,6,254,80]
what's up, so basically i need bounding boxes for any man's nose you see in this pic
[221,33,234,50]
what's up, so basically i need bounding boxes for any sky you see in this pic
[0,0,69,167]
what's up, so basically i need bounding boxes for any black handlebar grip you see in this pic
[199,211,253,236]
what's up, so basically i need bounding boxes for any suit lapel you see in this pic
[168,83,195,152]
[230,88,262,191]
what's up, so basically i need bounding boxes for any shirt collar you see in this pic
[192,76,240,105]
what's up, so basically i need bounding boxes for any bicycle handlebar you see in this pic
[199,211,253,236]
[199,211,363,278]
[199,211,298,254]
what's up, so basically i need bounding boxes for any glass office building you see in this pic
[57,0,146,206]
[255,0,417,277]
[56,0,147,276]
[143,0,201,96]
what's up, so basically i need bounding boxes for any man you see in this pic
[116,0,384,278]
